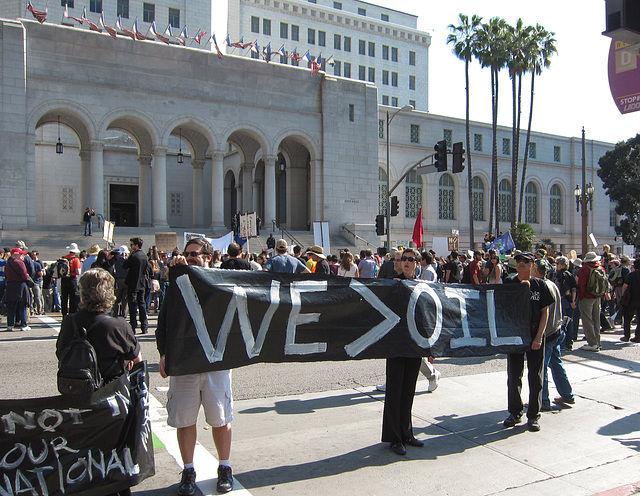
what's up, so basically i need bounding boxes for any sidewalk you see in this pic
[136,351,640,496]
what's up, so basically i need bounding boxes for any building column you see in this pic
[211,151,225,231]
[89,140,105,216]
[138,155,152,226]
[309,158,323,224]
[79,149,91,219]
[192,159,205,227]
[263,156,276,225]
[152,146,169,228]
[241,163,254,213]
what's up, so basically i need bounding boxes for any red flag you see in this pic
[63,4,83,24]
[412,208,423,249]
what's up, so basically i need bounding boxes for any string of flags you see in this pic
[25,1,334,75]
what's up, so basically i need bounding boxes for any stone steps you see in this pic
[0,226,359,262]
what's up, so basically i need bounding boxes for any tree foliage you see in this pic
[597,134,640,247]
[510,223,536,251]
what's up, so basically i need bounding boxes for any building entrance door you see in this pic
[110,184,138,227]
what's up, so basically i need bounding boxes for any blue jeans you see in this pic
[566,300,581,348]
[84,221,92,236]
[6,301,28,329]
[543,330,574,407]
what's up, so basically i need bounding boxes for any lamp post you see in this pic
[574,127,594,255]
[386,104,413,252]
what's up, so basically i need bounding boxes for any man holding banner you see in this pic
[157,237,235,495]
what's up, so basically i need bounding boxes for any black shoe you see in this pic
[216,465,233,493]
[390,441,407,455]
[527,418,541,432]
[503,413,522,428]
[631,337,640,343]
[177,467,196,496]
[621,336,630,342]
[404,437,424,447]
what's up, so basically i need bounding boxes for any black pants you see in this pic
[507,341,545,421]
[60,277,78,317]
[382,357,421,443]
[623,304,640,339]
[128,289,148,333]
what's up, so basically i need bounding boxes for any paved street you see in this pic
[1,313,639,495]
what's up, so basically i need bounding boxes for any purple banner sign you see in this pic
[608,39,640,114]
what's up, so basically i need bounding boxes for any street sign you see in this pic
[416,164,437,175]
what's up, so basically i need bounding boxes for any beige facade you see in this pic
[0,18,378,236]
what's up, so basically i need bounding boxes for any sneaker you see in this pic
[581,344,600,352]
[7,327,13,332]
[20,326,31,332]
[216,465,233,493]
[427,370,441,393]
[376,384,386,392]
[527,418,541,432]
[177,467,196,496]
[503,413,522,428]
[553,396,576,405]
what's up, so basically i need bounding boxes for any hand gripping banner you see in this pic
[0,362,154,496]
[162,266,532,376]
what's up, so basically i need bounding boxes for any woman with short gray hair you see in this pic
[56,268,141,385]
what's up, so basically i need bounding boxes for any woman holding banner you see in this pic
[382,248,429,455]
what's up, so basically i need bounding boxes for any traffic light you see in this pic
[390,196,399,216]
[434,140,447,172]
[452,141,466,173]
[375,214,385,235]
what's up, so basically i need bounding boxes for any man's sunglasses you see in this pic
[184,251,204,258]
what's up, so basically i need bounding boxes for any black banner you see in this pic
[164,267,532,376]
[0,362,154,496]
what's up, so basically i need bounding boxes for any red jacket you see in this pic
[577,262,602,300]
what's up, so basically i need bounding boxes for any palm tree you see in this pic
[447,13,482,249]
[518,25,557,222]
[506,19,532,228]
[475,17,509,236]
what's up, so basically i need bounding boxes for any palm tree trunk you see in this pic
[511,75,517,228]
[518,72,536,222]
[493,67,500,236]
[465,58,474,249]
[514,73,523,226]
[488,69,496,236]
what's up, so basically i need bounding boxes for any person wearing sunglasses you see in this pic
[157,237,235,494]
[382,248,431,455]
[503,251,554,432]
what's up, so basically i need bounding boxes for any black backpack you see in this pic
[54,258,71,279]
[57,315,109,395]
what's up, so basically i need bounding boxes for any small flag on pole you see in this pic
[116,15,136,40]
[412,208,424,249]
[99,12,117,39]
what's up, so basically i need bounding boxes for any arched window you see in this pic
[405,170,422,218]
[550,184,562,225]
[498,179,511,223]
[378,167,388,215]
[439,173,455,220]
[525,182,538,224]
[472,176,485,221]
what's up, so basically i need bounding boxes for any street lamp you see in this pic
[574,127,594,255]
[55,115,63,154]
[177,127,184,164]
[386,104,413,252]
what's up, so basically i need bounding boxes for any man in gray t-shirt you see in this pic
[264,239,311,274]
